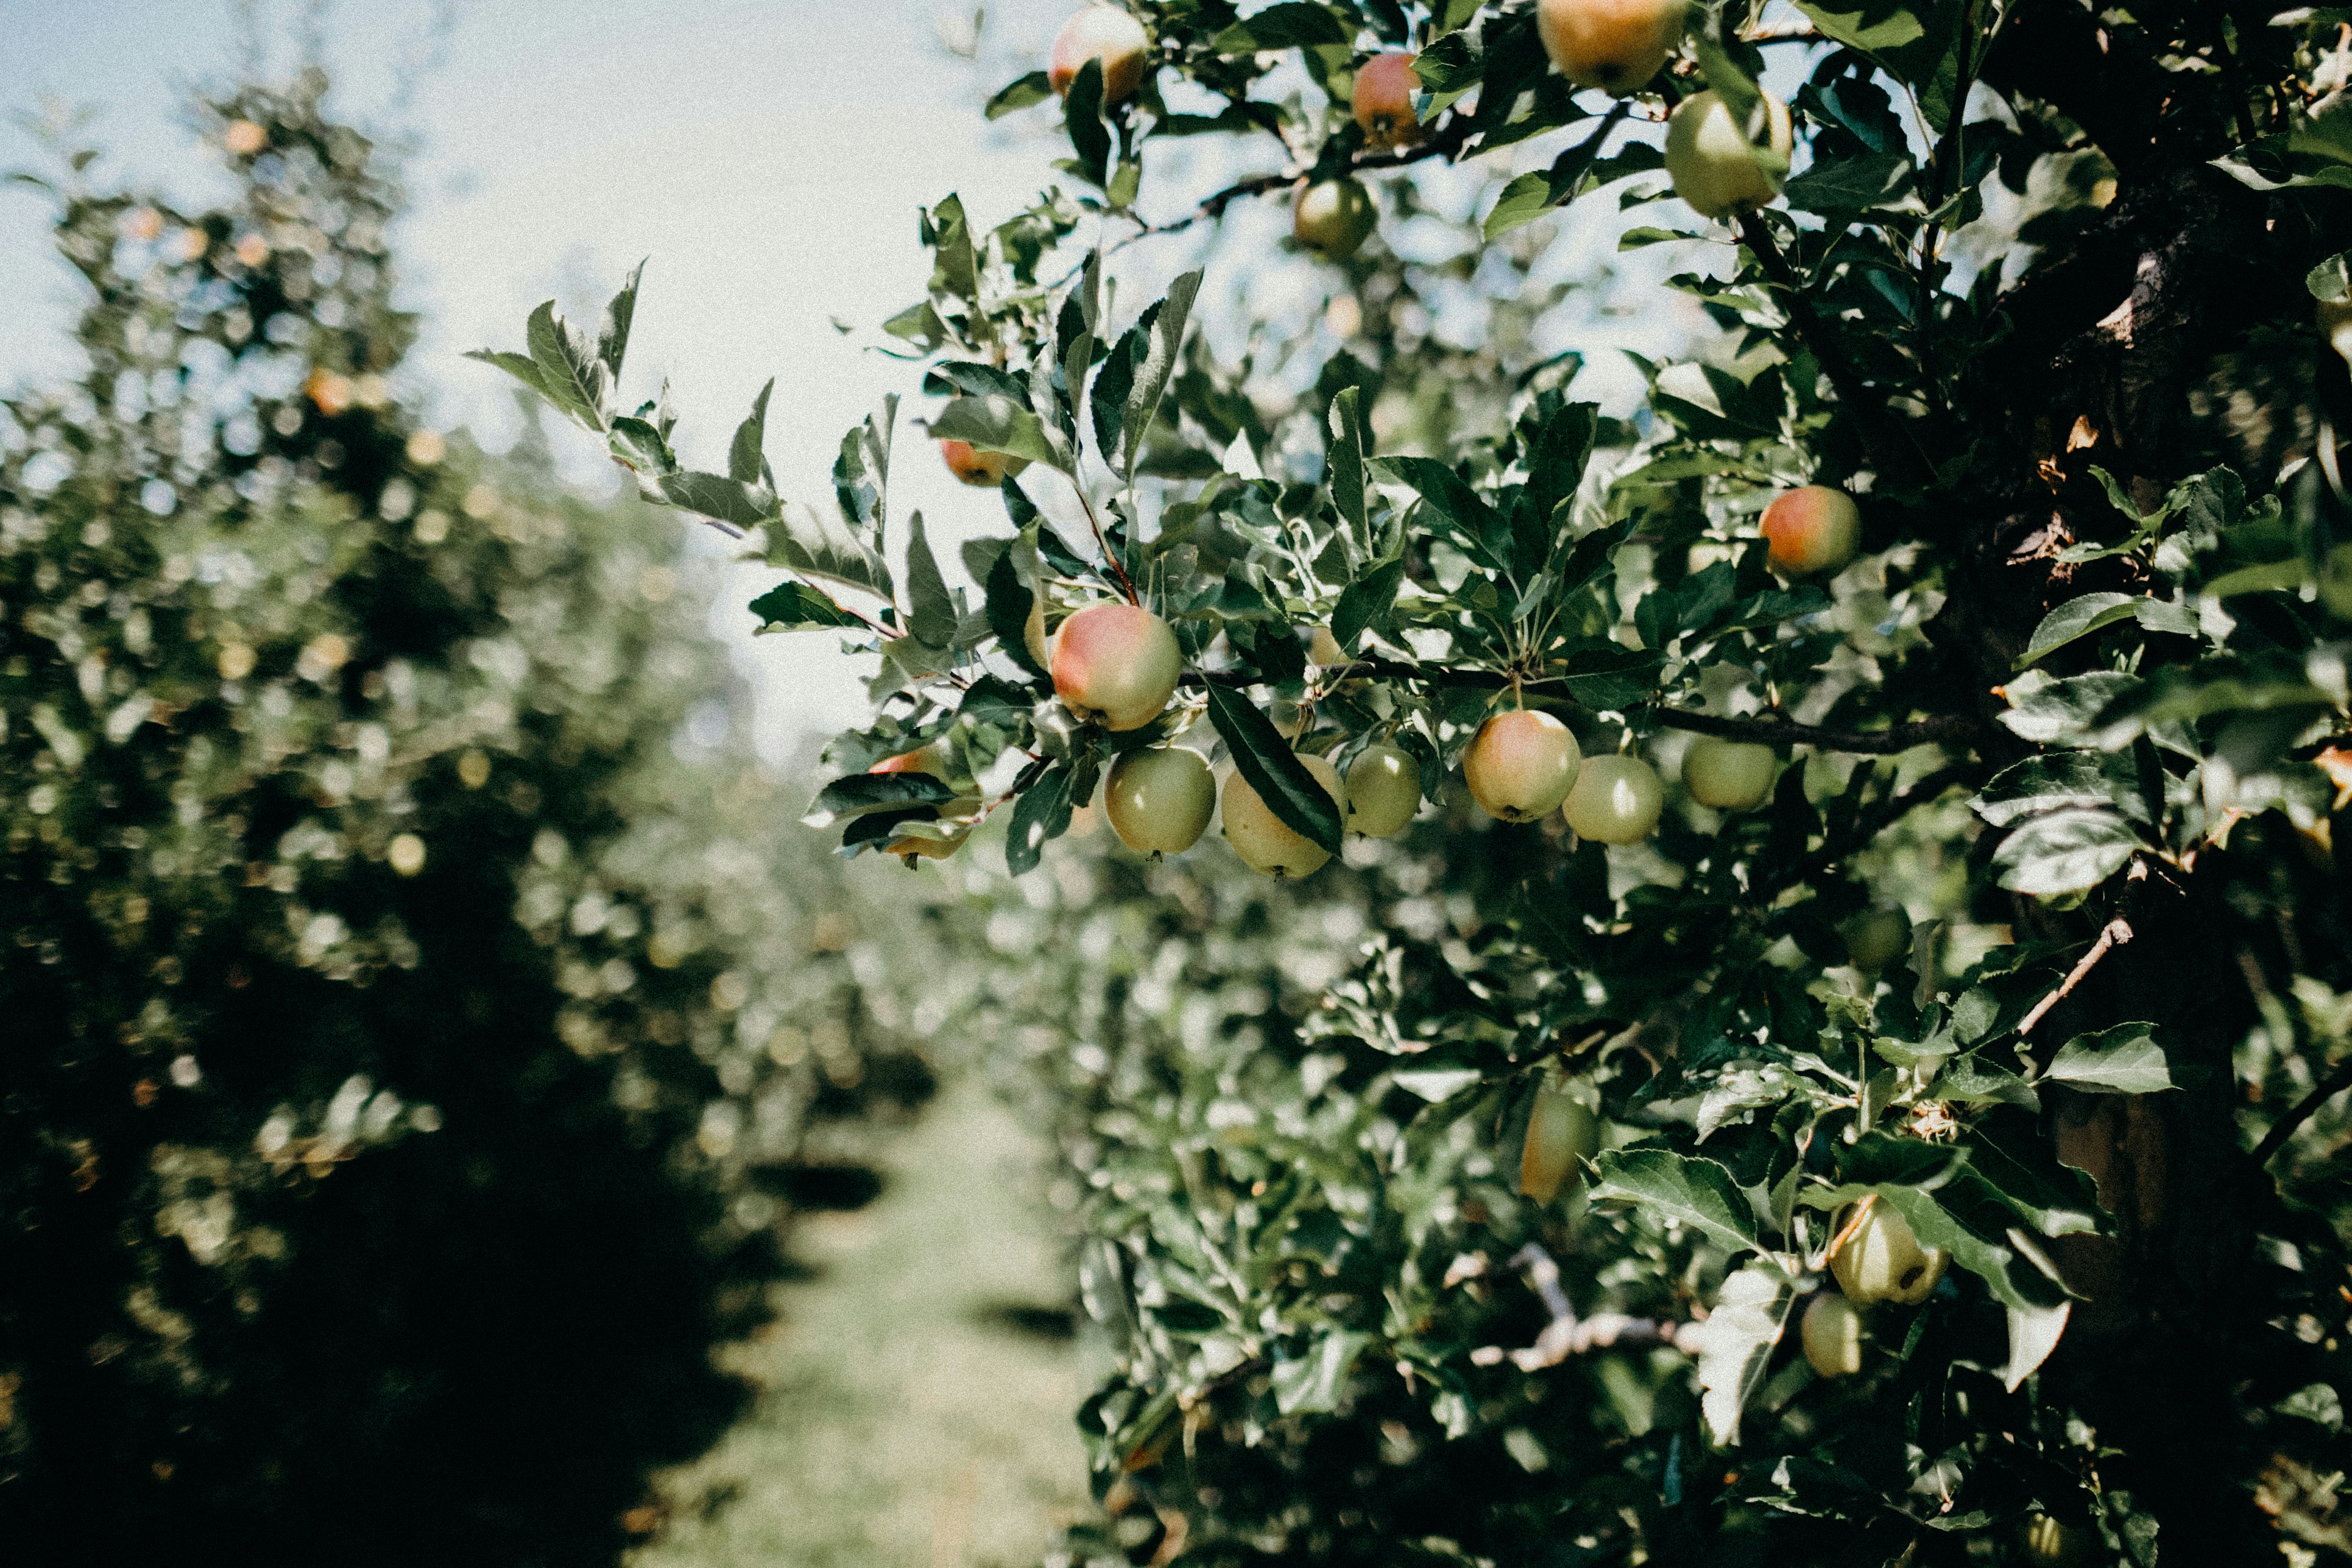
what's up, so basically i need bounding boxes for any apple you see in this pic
[1762,484,1862,578]
[1664,88,1794,218]
[1294,177,1378,261]
[1563,754,1664,844]
[1051,602,1182,730]
[1841,908,1910,973]
[1799,1293,1863,1378]
[1050,6,1151,104]
[1104,746,1215,856]
[940,438,1028,487]
[1681,735,1776,810]
[1345,745,1421,837]
[2021,1515,2094,1567]
[224,119,269,156]
[1221,756,1346,878]
[1519,1086,1598,1202]
[1829,1200,1948,1307]
[1463,710,1580,822]
[1352,52,1423,149]
[1309,624,1348,667]
[1536,0,1689,94]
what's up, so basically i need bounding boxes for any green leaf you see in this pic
[1380,456,1507,571]
[596,258,645,379]
[1996,669,2144,746]
[2310,249,2352,305]
[749,579,858,633]
[1689,32,1762,130]
[465,348,554,404]
[1119,272,1202,483]
[1795,0,1926,56]
[983,548,1045,679]
[2001,1300,2071,1392]
[729,378,773,487]
[1974,751,2141,829]
[931,395,1067,471]
[927,193,980,304]
[1212,2,1349,51]
[647,470,777,532]
[1063,58,1111,190]
[1203,685,1343,855]
[1990,807,2139,896]
[1271,1330,1370,1415]
[1587,1148,1759,1255]
[1332,556,1406,653]
[1327,387,1368,551]
[2045,1022,2174,1095]
[525,299,611,430]
[1006,763,1078,876]
[985,70,1054,120]
[903,512,956,648]
[1697,1262,1795,1446]
[803,771,956,828]
[1783,150,1913,213]
[2015,592,2141,671]
[606,415,674,476]
[768,501,894,600]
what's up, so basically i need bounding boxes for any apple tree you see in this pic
[484,0,2352,1560]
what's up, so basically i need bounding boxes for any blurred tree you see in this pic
[0,69,934,1566]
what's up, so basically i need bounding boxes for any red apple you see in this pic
[940,438,1028,487]
[1352,52,1423,150]
[1051,602,1182,731]
[1762,484,1862,578]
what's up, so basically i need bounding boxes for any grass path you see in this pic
[633,1076,1087,1568]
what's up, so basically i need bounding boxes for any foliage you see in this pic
[0,72,933,1564]
[487,0,2352,1562]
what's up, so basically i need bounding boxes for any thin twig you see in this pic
[1497,1244,1699,1369]
[2016,917,2135,1037]
[2250,1056,2352,1167]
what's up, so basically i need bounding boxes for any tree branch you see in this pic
[2250,1054,2352,1167]
[2017,916,2135,1037]
[1178,662,1991,754]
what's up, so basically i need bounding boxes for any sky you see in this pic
[0,0,1715,757]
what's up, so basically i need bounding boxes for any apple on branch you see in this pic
[1536,0,1690,94]
[1665,88,1794,219]
[1294,177,1377,261]
[1222,757,1344,878]
[939,438,1026,487]
[1050,602,1181,731]
[1352,53,1423,150]
[1563,754,1664,844]
[1104,745,1215,858]
[1344,745,1421,838]
[1463,710,1580,823]
[1762,484,1862,577]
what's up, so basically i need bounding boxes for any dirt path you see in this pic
[633,1077,1087,1568]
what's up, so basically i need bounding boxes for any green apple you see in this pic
[1104,746,1215,856]
[1563,754,1664,844]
